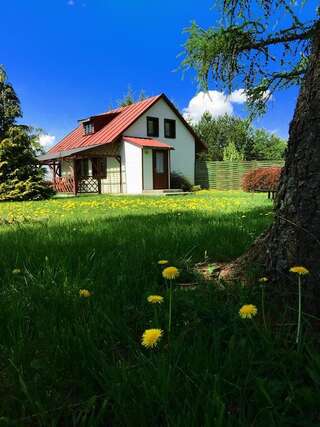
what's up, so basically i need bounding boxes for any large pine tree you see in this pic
[0,66,21,138]
[0,65,53,201]
[183,2,320,309]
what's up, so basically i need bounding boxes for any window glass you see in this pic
[164,119,176,138]
[155,151,165,173]
[84,123,94,135]
[92,158,107,178]
[80,159,89,177]
[147,117,159,137]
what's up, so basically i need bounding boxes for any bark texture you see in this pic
[265,22,320,297]
[220,22,320,310]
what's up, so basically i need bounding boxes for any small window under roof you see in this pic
[84,122,94,135]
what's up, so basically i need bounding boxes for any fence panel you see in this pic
[195,160,284,190]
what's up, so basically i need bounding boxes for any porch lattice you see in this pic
[78,177,99,193]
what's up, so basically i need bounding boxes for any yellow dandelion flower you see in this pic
[79,289,91,298]
[239,304,258,319]
[259,277,268,283]
[289,266,309,275]
[141,328,163,349]
[162,266,179,280]
[158,260,169,265]
[12,268,21,275]
[147,295,164,304]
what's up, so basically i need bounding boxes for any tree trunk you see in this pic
[265,22,320,308]
[220,22,320,311]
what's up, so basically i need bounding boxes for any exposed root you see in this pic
[218,229,270,283]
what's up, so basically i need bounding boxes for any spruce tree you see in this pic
[0,65,21,138]
[0,66,53,201]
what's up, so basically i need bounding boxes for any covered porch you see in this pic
[38,145,122,195]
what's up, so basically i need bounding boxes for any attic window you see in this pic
[84,122,94,135]
[147,117,159,137]
[164,119,176,138]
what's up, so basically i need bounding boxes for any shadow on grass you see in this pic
[0,205,273,287]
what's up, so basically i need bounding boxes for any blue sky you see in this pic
[1,0,314,147]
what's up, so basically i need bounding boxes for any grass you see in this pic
[0,190,319,426]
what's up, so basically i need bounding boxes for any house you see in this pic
[39,93,206,195]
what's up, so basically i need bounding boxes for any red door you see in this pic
[153,150,169,189]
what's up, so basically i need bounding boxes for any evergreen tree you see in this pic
[0,66,53,201]
[223,141,244,160]
[183,1,320,308]
[117,86,148,107]
[0,126,54,201]
[0,65,21,139]
[118,85,135,107]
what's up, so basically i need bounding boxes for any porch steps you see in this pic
[142,189,191,196]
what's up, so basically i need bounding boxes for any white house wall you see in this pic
[123,141,142,194]
[124,98,195,184]
[142,149,153,190]
[101,157,121,194]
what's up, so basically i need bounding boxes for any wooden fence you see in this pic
[195,160,284,190]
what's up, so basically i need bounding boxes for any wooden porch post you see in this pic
[51,163,56,187]
[168,149,171,189]
[73,159,78,195]
[116,156,122,193]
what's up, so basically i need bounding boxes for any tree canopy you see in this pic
[193,112,286,161]
[183,1,319,113]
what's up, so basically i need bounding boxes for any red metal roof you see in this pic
[49,95,161,154]
[123,137,173,149]
[48,93,206,155]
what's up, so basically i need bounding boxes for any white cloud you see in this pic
[38,134,56,148]
[183,90,248,123]
[227,89,247,104]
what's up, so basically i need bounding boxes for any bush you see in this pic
[242,167,282,192]
[170,172,192,192]
[0,177,55,201]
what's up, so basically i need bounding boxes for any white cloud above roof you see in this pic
[183,90,248,123]
[38,134,56,148]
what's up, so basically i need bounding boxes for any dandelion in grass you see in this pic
[147,295,164,304]
[290,265,309,346]
[12,268,21,275]
[79,289,91,298]
[141,328,163,349]
[289,266,309,275]
[162,266,179,280]
[158,260,169,265]
[162,266,179,333]
[239,304,258,319]
[259,277,268,283]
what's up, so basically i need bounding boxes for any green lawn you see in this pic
[0,191,319,426]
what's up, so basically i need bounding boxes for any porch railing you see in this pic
[54,177,75,193]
